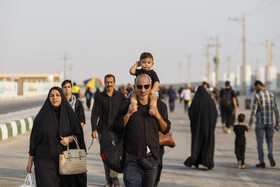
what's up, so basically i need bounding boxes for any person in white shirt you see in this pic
[180,85,192,112]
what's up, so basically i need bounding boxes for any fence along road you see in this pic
[0,95,279,186]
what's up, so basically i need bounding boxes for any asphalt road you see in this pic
[0,95,279,186]
[0,96,45,115]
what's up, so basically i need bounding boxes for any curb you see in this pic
[0,116,34,141]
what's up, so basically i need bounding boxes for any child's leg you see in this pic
[235,144,242,168]
[235,144,240,161]
[241,144,246,165]
[149,92,157,107]
[130,91,138,105]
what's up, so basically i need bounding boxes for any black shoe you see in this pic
[268,154,276,167]
[255,162,265,168]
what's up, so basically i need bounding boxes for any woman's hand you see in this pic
[26,156,34,173]
[60,136,74,146]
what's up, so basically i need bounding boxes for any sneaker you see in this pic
[268,154,276,167]
[255,162,265,168]
[237,160,242,169]
[227,128,231,134]
[203,166,208,171]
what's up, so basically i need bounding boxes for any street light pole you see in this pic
[178,61,182,83]
[242,15,246,94]
[215,36,220,87]
[207,44,211,83]
[227,54,231,79]
[188,55,191,87]
[64,52,67,80]
[266,39,271,89]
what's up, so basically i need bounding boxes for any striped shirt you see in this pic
[249,89,280,126]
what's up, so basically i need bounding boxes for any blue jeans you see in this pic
[123,156,158,187]
[255,123,274,163]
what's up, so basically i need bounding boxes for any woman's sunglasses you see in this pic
[136,84,150,89]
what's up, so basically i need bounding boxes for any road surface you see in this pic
[0,95,279,186]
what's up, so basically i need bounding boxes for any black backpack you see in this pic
[220,89,233,108]
[100,125,124,173]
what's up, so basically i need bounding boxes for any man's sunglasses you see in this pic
[136,84,150,89]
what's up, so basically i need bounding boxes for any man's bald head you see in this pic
[135,74,152,85]
[135,74,152,101]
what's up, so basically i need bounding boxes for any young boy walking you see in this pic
[129,52,160,109]
[233,113,248,169]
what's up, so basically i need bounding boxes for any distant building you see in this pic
[211,72,216,87]
[258,66,277,91]
[236,65,252,92]
[0,73,63,96]
[277,73,280,91]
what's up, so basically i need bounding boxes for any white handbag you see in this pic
[59,136,87,175]
[20,173,36,187]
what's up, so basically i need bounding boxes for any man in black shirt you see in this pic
[113,74,171,187]
[91,74,125,187]
[62,80,86,128]
[219,81,238,134]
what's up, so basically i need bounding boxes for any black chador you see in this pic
[184,86,217,170]
[29,87,86,187]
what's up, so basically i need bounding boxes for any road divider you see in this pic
[0,116,34,141]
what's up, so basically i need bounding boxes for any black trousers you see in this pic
[235,143,246,165]
[123,156,158,187]
[155,146,164,186]
[184,100,189,112]
[221,107,235,128]
[169,100,175,112]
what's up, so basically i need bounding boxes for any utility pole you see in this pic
[266,39,271,89]
[188,55,191,87]
[205,41,214,84]
[227,54,231,79]
[229,15,246,94]
[69,64,73,80]
[255,59,259,80]
[213,36,220,87]
[178,61,182,83]
[64,52,67,80]
[207,44,211,83]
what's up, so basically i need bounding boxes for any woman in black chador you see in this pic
[26,87,87,187]
[184,86,217,170]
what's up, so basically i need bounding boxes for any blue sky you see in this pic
[1,0,279,85]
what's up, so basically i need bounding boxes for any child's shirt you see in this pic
[233,124,248,144]
[134,69,160,87]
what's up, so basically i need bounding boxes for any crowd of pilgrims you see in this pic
[26,78,246,186]
[25,51,279,187]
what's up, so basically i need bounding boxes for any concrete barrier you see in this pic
[0,116,34,141]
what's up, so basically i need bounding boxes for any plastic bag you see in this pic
[19,173,36,187]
